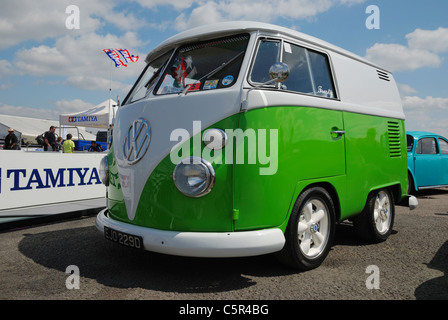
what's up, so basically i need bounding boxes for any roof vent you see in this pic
[377,70,390,82]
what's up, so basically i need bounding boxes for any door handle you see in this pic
[331,130,345,135]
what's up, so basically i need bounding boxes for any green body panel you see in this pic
[233,106,346,231]
[106,106,407,233]
[342,112,408,216]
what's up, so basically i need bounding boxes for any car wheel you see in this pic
[407,172,415,195]
[353,188,395,243]
[277,187,335,270]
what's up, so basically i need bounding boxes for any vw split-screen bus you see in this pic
[96,22,417,270]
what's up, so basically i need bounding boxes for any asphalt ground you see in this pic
[0,189,446,314]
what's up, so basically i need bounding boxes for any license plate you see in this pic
[104,226,143,249]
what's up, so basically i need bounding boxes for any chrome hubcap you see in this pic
[374,191,392,235]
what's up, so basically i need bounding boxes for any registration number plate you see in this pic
[104,226,143,249]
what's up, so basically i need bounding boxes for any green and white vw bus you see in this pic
[96,21,417,270]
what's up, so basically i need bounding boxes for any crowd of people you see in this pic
[2,126,105,153]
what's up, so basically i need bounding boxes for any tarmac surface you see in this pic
[0,189,446,311]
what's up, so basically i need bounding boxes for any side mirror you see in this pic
[269,62,290,83]
[241,62,290,112]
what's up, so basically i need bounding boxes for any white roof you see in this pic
[146,21,386,72]
[59,99,117,129]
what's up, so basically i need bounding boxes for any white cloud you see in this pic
[11,31,144,90]
[65,76,124,92]
[0,99,96,121]
[406,27,448,53]
[0,0,147,50]
[365,43,441,72]
[403,95,448,138]
[402,95,448,111]
[133,0,197,10]
[365,27,448,72]
[54,99,94,114]
[397,83,417,96]
[172,0,366,30]
[0,60,13,78]
[0,0,99,50]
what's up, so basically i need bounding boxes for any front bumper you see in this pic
[96,208,285,257]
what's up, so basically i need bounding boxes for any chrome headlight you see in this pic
[203,128,228,150]
[173,157,215,197]
[99,155,109,186]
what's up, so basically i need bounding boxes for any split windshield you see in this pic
[124,34,249,104]
[155,34,249,95]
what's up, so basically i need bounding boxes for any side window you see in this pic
[282,43,313,94]
[416,138,438,154]
[439,138,448,155]
[251,40,281,83]
[250,38,337,99]
[308,50,336,98]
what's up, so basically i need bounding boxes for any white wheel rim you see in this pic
[374,191,392,235]
[297,199,329,259]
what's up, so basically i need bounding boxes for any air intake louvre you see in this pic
[388,121,401,158]
[377,70,390,81]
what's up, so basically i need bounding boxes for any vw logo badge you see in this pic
[123,118,151,165]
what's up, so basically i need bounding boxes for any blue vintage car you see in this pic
[407,131,448,193]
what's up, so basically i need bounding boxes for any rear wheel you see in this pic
[353,188,395,243]
[407,172,415,195]
[277,187,335,270]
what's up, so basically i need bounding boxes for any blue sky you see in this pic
[1,0,447,137]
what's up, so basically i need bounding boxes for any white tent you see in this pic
[59,99,116,129]
[0,114,96,145]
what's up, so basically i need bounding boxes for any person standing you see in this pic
[62,133,75,153]
[4,128,19,150]
[44,126,57,151]
[44,126,56,151]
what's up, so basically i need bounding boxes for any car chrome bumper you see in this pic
[397,195,418,210]
[96,208,285,257]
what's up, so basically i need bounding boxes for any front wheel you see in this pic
[353,188,395,243]
[276,187,336,270]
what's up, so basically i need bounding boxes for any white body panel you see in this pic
[114,88,243,219]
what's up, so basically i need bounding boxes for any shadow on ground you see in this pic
[18,225,299,294]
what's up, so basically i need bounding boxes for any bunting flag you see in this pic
[103,49,139,68]
[171,57,188,88]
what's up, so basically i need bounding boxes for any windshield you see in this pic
[155,34,249,95]
[124,50,173,104]
[406,134,414,152]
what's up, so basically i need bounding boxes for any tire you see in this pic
[353,188,395,243]
[407,172,415,195]
[277,187,336,270]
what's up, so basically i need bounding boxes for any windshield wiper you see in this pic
[181,51,244,95]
